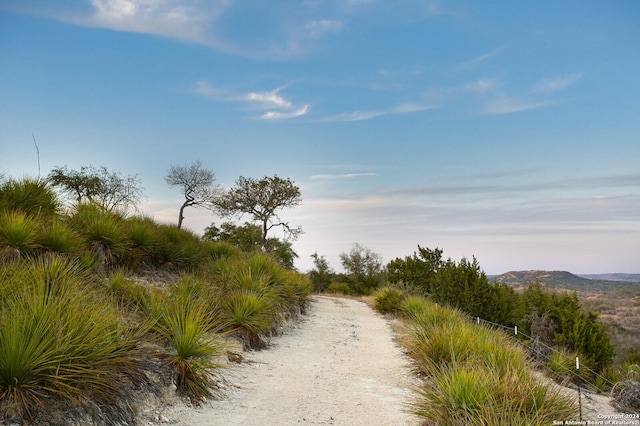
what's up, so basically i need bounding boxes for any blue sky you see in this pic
[1,1,639,274]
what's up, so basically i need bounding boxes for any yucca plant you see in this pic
[124,216,161,268]
[278,272,313,315]
[152,292,226,401]
[0,177,60,217]
[0,211,41,258]
[69,203,128,267]
[548,348,578,383]
[38,218,82,255]
[201,240,240,262]
[222,289,275,349]
[155,224,206,269]
[0,256,152,424]
[106,268,153,312]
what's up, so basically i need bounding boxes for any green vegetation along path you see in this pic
[169,295,422,425]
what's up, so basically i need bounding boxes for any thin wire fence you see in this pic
[452,309,640,414]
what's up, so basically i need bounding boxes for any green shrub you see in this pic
[69,203,128,266]
[0,256,152,424]
[155,224,206,269]
[0,177,60,217]
[38,219,82,255]
[326,282,353,295]
[222,290,274,349]
[373,286,405,314]
[402,298,578,424]
[153,292,226,401]
[0,211,40,258]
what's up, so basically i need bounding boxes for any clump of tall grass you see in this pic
[38,218,82,255]
[69,203,128,266]
[151,287,226,401]
[398,294,431,319]
[155,224,206,270]
[212,253,312,348]
[0,255,153,424]
[373,286,405,314]
[106,268,153,312]
[0,211,40,258]
[223,289,275,349]
[0,177,60,217]
[401,295,578,424]
[123,215,161,268]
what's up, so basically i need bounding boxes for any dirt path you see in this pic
[164,295,423,425]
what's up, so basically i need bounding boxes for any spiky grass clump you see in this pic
[155,224,206,270]
[123,216,161,268]
[213,253,312,343]
[201,240,241,262]
[0,256,152,424]
[223,290,275,350]
[38,219,82,255]
[69,203,128,266]
[398,295,431,320]
[152,284,226,401]
[0,177,60,217]
[548,349,576,382]
[0,211,41,259]
[105,268,153,312]
[416,359,577,425]
[373,286,405,314]
[402,296,578,424]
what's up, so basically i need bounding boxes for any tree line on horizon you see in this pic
[309,243,627,375]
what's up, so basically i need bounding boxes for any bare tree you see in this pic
[215,175,302,249]
[165,161,218,229]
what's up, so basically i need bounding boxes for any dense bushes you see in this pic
[377,293,578,424]
[0,176,312,424]
[387,245,615,373]
[0,256,154,424]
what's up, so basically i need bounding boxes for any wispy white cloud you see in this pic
[192,80,309,120]
[260,105,309,120]
[77,0,227,44]
[481,97,555,115]
[303,19,344,38]
[245,87,292,109]
[463,79,500,94]
[318,103,433,122]
[531,73,583,95]
[310,173,376,180]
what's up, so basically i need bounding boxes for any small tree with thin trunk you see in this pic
[165,161,218,230]
[215,175,302,250]
[48,165,144,214]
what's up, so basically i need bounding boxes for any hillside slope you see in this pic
[494,270,640,291]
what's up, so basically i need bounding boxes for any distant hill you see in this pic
[578,273,640,283]
[492,270,640,292]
